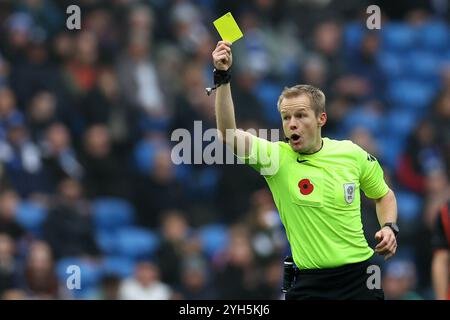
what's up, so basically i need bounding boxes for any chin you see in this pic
[290,143,305,153]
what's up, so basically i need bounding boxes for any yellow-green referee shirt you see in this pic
[239,136,390,270]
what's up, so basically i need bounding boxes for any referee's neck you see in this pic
[299,138,324,155]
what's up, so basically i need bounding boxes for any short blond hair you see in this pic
[277,84,326,116]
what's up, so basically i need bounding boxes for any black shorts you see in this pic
[285,255,385,300]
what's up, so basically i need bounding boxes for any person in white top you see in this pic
[119,261,172,300]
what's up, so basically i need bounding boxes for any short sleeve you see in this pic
[356,145,390,199]
[236,135,282,177]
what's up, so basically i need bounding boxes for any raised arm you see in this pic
[212,41,252,157]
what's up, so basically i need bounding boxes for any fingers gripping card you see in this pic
[213,12,243,43]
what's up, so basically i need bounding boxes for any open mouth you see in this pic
[290,133,301,143]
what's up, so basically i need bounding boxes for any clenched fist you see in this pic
[374,226,397,260]
[212,41,232,71]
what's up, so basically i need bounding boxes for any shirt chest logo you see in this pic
[343,183,355,204]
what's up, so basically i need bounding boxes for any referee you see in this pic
[212,41,398,300]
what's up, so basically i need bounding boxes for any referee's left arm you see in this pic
[357,147,398,260]
[374,189,398,260]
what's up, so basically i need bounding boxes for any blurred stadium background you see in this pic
[0,0,449,300]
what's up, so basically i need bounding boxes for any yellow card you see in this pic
[213,12,243,43]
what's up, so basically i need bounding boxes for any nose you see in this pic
[289,118,298,131]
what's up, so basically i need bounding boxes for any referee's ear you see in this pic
[317,112,327,128]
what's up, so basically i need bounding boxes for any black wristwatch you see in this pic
[383,222,399,237]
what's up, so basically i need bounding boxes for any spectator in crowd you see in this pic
[423,168,450,230]
[63,31,99,95]
[0,109,51,197]
[94,274,122,300]
[431,89,450,175]
[80,124,131,199]
[1,288,28,300]
[214,224,259,299]
[344,31,385,100]
[349,126,379,159]
[231,68,266,126]
[42,178,99,260]
[0,233,17,297]
[382,259,423,300]
[15,0,64,37]
[0,189,25,241]
[397,120,444,195]
[0,52,8,88]
[245,189,286,266]
[169,0,209,56]
[117,10,169,129]
[9,34,61,110]
[40,123,83,190]
[253,257,284,300]
[156,210,191,287]
[21,240,59,299]
[82,7,119,63]
[119,260,173,300]
[179,256,217,300]
[311,20,344,93]
[26,91,58,144]
[134,147,186,228]
[2,12,33,64]
[300,54,329,94]
[80,65,138,154]
[0,87,21,140]
[431,200,450,300]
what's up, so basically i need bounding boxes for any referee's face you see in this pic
[280,95,325,153]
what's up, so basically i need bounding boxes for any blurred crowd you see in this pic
[0,0,449,300]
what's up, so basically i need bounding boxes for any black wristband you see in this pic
[213,68,231,86]
[205,68,231,96]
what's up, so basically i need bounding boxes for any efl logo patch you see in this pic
[343,183,355,204]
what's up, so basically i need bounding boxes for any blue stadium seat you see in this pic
[95,230,117,255]
[198,224,229,258]
[441,49,450,64]
[343,106,383,136]
[395,191,422,222]
[406,51,441,81]
[187,167,220,198]
[376,135,404,170]
[386,80,436,110]
[115,227,160,260]
[15,201,47,237]
[133,139,158,174]
[377,51,406,79]
[92,197,135,231]
[383,110,417,140]
[344,22,365,53]
[102,256,135,278]
[254,80,284,125]
[381,23,416,52]
[418,21,450,51]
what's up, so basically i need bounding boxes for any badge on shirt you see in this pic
[343,183,355,204]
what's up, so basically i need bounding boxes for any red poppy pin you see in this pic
[298,178,314,195]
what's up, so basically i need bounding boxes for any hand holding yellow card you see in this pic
[213,12,244,43]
